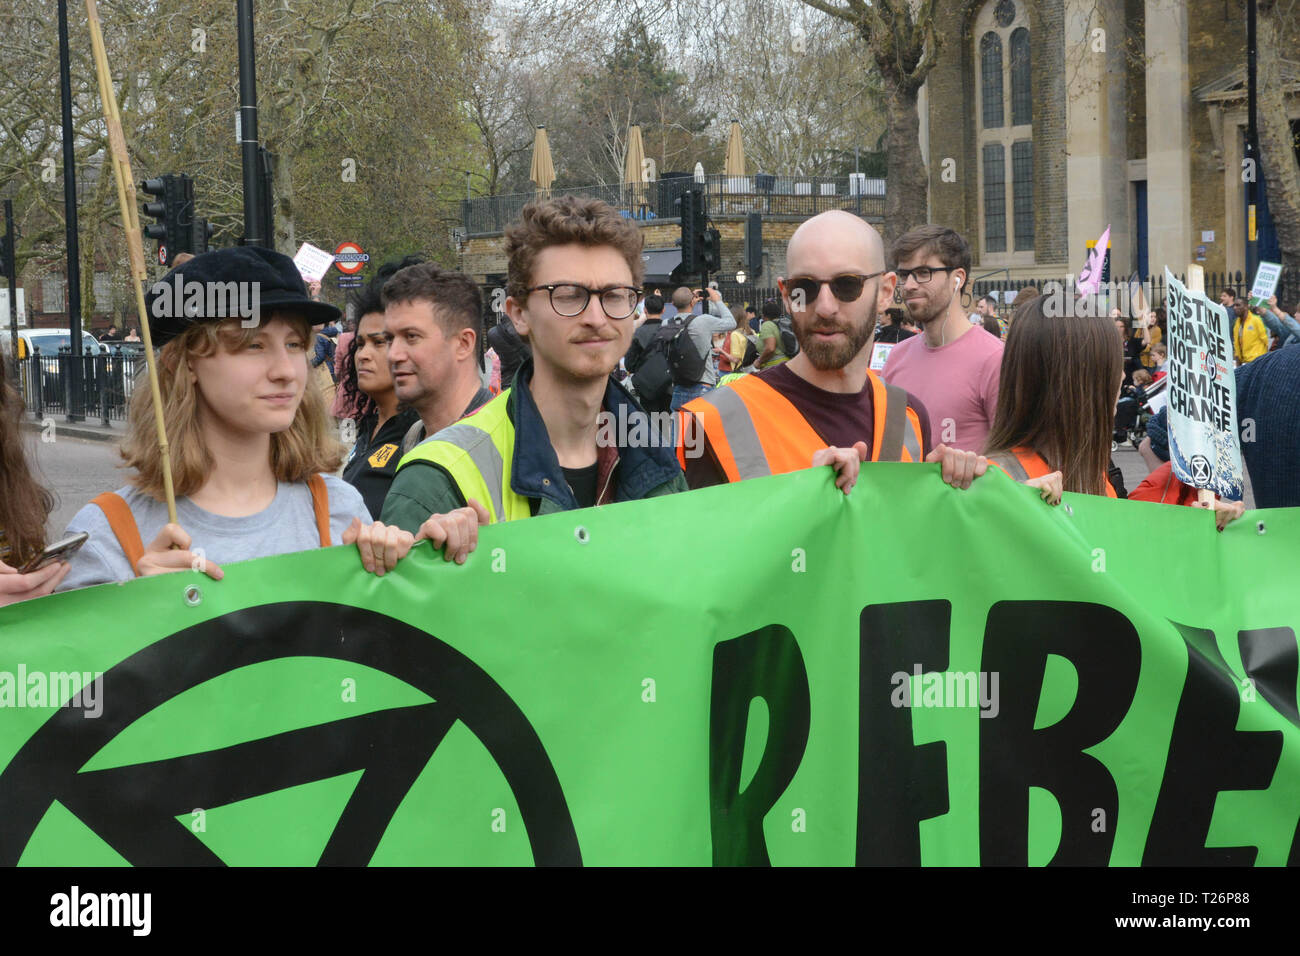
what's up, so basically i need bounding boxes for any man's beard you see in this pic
[903,291,948,326]
[794,312,876,370]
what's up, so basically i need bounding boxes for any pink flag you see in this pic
[1077,225,1111,296]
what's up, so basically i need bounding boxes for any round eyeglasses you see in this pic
[527,284,643,319]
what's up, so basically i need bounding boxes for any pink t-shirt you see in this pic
[881,325,1003,453]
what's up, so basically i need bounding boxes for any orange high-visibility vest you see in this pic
[988,446,1118,498]
[677,370,925,481]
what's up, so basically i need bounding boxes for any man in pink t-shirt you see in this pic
[882,226,1003,453]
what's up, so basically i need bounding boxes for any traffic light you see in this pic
[139,174,196,266]
[192,218,214,255]
[745,212,763,280]
[677,186,708,276]
[678,188,699,275]
[701,227,721,274]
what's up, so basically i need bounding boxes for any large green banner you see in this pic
[1,466,1297,865]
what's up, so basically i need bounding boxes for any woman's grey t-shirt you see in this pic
[57,474,371,591]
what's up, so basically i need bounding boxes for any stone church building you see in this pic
[923,0,1298,283]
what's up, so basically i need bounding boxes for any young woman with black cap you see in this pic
[58,247,419,589]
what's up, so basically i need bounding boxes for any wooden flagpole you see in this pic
[84,0,177,524]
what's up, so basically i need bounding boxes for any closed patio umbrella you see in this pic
[624,124,649,210]
[530,126,555,199]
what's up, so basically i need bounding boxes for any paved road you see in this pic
[30,432,129,539]
[30,429,1249,543]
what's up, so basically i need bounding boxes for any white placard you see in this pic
[1164,267,1243,498]
[869,341,894,371]
[0,288,26,326]
[1248,261,1282,307]
[293,242,336,282]
[1201,230,1215,243]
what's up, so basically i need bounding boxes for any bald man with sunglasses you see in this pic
[677,210,986,490]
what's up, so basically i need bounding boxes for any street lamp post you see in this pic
[57,0,84,421]
[237,0,264,246]
[1246,0,1259,282]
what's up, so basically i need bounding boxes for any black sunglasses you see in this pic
[785,272,885,307]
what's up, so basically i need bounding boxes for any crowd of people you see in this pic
[1,196,1297,608]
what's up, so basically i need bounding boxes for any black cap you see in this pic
[144,246,342,347]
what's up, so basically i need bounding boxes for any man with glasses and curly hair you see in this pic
[881,224,1003,453]
[379,195,688,559]
[678,210,986,490]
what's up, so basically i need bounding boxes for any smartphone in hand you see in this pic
[18,532,89,574]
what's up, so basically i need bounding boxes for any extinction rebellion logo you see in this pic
[0,603,579,866]
[1189,454,1212,485]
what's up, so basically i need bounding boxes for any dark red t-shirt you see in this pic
[684,364,931,488]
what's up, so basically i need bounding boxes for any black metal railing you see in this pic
[462,173,887,236]
[969,270,1298,313]
[15,348,149,424]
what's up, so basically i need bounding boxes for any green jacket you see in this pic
[380,359,687,532]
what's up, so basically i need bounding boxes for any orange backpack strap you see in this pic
[307,474,332,547]
[91,492,145,576]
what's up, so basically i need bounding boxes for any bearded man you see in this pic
[881,225,1004,452]
[678,210,985,490]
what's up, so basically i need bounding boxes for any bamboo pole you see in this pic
[84,0,177,524]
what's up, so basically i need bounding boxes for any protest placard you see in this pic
[293,242,336,282]
[1248,261,1282,308]
[1163,268,1243,498]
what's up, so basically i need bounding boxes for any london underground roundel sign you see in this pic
[334,242,369,276]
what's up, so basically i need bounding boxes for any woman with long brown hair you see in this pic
[57,248,420,590]
[0,355,68,605]
[983,295,1122,497]
[986,296,1245,529]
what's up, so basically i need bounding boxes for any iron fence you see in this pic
[969,269,1300,313]
[650,271,1297,321]
[462,174,887,236]
[14,348,149,424]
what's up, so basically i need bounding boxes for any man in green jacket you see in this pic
[380,195,688,561]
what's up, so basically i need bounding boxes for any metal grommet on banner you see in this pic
[1062,503,1074,516]
[1256,521,1267,535]
[574,526,590,545]
[184,585,202,607]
